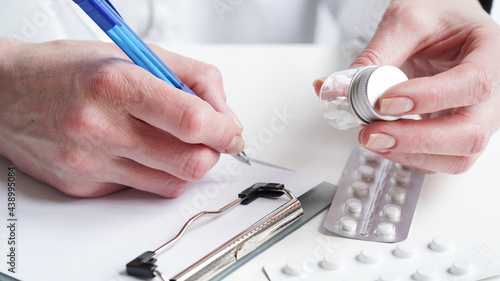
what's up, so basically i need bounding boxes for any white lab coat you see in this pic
[0,0,389,46]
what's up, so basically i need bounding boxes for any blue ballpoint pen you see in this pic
[72,0,250,165]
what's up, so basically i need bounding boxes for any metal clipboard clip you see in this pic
[126,182,304,281]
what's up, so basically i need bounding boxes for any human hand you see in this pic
[315,0,500,174]
[0,38,244,197]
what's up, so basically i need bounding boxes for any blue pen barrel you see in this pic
[73,0,196,95]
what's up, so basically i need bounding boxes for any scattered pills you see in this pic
[358,247,382,264]
[450,259,473,275]
[378,272,401,281]
[283,258,303,276]
[430,235,453,252]
[264,233,500,281]
[394,241,418,258]
[321,252,344,270]
[413,266,438,281]
[324,146,425,242]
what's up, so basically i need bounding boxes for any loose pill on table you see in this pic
[430,235,453,252]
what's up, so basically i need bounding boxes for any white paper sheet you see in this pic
[0,154,323,281]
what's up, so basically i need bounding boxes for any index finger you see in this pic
[87,62,244,154]
[378,63,494,116]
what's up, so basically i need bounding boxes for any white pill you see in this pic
[352,181,369,197]
[413,266,438,280]
[379,272,401,281]
[450,259,474,275]
[346,199,363,215]
[394,170,411,184]
[363,151,379,163]
[341,218,357,232]
[430,235,453,252]
[390,187,406,202]
[321,252,344,270]
[357,246,382,264]
[358,165,375,180]
[377,222,395,237]
[394,241,418,258]
[283,258,303,276]
[383,204,401,220]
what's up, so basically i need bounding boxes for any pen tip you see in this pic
[231,151,251,165]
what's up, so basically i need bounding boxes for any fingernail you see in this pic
[225,103,243,130]
[379,97,414,115]
[312,78,325,88]
[225,135,244,154]
[364,133,396,151]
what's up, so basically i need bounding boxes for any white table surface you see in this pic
[166,44,500,281]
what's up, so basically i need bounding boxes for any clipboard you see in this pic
[0,156,335,281]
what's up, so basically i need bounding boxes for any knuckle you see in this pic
[352,47,384,67]
[200,63,223,83]
[181,148,218,181]
[470,67,493,104]
[58,147,99,176]
[179,106,209,143]
[398,152,425,169]
[63,107,110,144]
[465,124,488,155]
[83,62,143,109]
[384,1,408,18]
[448,156,475,174]
[156,178,189,198]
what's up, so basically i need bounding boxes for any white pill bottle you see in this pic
[319,66,409,130]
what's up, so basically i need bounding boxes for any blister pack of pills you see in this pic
[323,145,425,243]
[264,233,500,281]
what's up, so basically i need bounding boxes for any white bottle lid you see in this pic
[350,66,408,124]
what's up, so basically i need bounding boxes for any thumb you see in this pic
[349,2,432,69]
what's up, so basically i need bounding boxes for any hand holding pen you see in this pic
[0,6,247,198]
[73,0,250,165]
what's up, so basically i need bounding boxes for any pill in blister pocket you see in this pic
[377,222,395,238]
[346,199,363,215]
[383,204,401,220]
[394,170,411,184]
[341,217,357,232]
[352,181,369,197]
[358,165,375,180]
[323,145,425,242]
[390,187,406,203]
